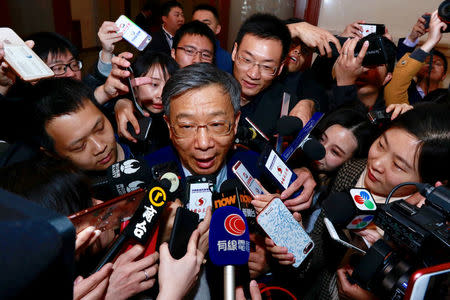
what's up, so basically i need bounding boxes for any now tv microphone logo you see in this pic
[350,188,376,211]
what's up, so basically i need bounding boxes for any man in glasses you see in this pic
[171,21,216,68]
[231,13,317,139]
[143,63,259,299]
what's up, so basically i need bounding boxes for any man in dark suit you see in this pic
[147,1,184,54]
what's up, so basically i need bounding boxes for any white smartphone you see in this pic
[0,27,54,81]
[232,160,265,198]
[324,217,366,254]
[115,15,152,51]
[257,198,314,268]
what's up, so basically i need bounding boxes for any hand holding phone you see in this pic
[257,198,314,267]
[0,27,54,81]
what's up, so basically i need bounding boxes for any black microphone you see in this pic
[300,136,326,161]
[91,158,152,200]
[234,126,258,144]
[214,178,256,219]
[322,188,377,230]
[276,116,303,137]
[94,178,172,272]
[277,116,325,161]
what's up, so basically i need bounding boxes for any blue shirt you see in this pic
[215,40,232,74]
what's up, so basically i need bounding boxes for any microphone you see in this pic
[300,136,326,161]
[213,178,256,219]
[209,206,250,300]
[234,126,258,144]
[277,116,325,160]
[91,158,152,200]
[276,116,303,137]
[94,178,172,272]
[281,112,326,161]
[322,188,377,230]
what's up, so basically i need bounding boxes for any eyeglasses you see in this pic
[177,46,213,62]
[170,120,233,138]
[50,60,83,76]
[235,55,278,76]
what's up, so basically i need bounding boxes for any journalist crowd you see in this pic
[1,1,450,299]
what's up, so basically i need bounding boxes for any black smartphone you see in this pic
[169,207,200,259]
[124,66,153,142]
[126,114,152,142]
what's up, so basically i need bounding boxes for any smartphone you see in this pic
[257,198,314,268]
[324,217,366,254]
[115,15,152,51]
[68,189,146,234]
[359,23,386,37]
[0,27,54,81]
[405,262,450,300]
[126,66,147,116]
[169,207,200,259]
[186,175,215,219]
[126,114,152,142]
[367,110,392,125]
[232,161,265,198]
[258,145,301,197]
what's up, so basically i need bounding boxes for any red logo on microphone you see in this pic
[197,197,204,206]
[224,214,246,236]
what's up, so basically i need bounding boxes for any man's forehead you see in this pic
[47,50,74,64]
[193,10,217,22]
[179,34,213,50]
[238,34,283,62]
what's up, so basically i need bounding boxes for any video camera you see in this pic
[351,183,450,300]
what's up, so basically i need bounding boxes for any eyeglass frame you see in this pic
[234,53,279,76]
[49,60,83,76]
[176,46,214,62]
[168,120,234,138]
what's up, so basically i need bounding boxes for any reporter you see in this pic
[114,51,178,155]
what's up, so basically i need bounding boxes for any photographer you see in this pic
[385,10,448,105]
[332,34,396,111]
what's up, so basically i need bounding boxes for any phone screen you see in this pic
[232,161,265,197]
[115,15,152,51]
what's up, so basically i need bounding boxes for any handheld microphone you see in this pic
[209,206,250,300]
[213,178,256,219]
[94,178,172,272]
[322,188,377,230]
[234,126,258,144]
[281,112,325,161]
[91,158,152,200]
[276,116,303,137]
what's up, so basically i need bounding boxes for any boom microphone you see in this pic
[91,158,152,200]
[94,178,172,272]
[209,206,250,300]
[322,188,377,230]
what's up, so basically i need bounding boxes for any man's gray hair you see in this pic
[162,63,241,116]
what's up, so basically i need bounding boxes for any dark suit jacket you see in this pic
[147,30,171,55]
